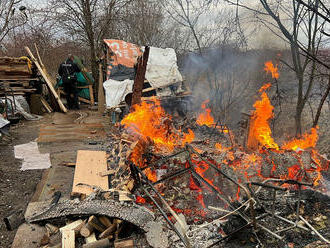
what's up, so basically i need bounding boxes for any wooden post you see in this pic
[89,84,95,105]
[98,63,105,113]
[24,46,67,113]
[131,46,150,107]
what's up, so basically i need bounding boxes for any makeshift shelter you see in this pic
[102,39,186,109]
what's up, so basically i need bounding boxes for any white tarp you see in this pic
[0,96,42,121]
[0,114,9,128]
[104,46,183,108]
[14,141,51,170]
[104,79,134,108]
[145,47,183,88]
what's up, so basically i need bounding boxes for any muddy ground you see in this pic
[0,120,42,248]
[0,109,108,248]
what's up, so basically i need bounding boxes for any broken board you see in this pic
[72,150,108,196]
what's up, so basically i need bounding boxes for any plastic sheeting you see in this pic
[103,46,183,108]
[103,79,134,108]
[14,141,51,170]
[0,114,9,128]
[0,96,42,121]
[145,47,183,88]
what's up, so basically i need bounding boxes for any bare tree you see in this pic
[224,0,328,135]
[115,0,164,46]
[0,0,27,44]
[163,0,215,54]
[48,0,130,81]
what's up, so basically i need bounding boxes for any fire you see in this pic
[282,127,318,151]
[248,83,279,150]
[121,98,194,152]
[215,143,230,152]
[196,100,215,127]
[264,61,279,79]
[121,98,194,182]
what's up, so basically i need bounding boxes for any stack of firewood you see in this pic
[42,215,134,248]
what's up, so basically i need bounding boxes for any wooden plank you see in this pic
[131,46,150,106]
[82,239,110,248]
[60,219,84,234]
[24,46,67,113]
[114,239,134,248]
[89,84,94,105]
[62,230,75,248]
[72,150,108,196]
[98,64,105,113]
[85,232,97,244]
[40,97,53,113]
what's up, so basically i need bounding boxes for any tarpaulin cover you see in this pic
[56,72,91,99]
[103,40,183,108]
[104,39,142,81]
[103,79,133,108]
[0,114,9,128]
[144,46,183,88]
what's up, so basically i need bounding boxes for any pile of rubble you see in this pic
[14,61,330,248]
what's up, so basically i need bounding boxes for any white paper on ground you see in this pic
[14,141,51,170]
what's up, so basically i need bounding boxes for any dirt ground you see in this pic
[0,109,108,248]
[0,120,42,248]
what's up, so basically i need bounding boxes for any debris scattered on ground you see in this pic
[14,141,51,170]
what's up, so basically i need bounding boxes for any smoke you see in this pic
[182,46,269,128]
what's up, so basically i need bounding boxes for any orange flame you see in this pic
[264,61,279,79]
[196,100,215,127]
[121,98,194,152]
[282,127,318,151]
[248,83,279,150]
[121,98,194,182]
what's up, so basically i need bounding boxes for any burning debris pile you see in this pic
[26,62,329,247]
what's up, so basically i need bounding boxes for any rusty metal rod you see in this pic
[299,216,330,244]
[250,182,287,191]
[141,149,188,171]
[206,222,252,248]
[187,145,256,228]
[134,165,192,247]
[140,187,189,247]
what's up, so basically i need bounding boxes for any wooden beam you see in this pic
[40,97,53,113]
[60,219,84,234]
[89,84,94,105]
[82,238,110,248]
[114,239,134,248]
[72,150,108,196]
[24,46,67,113]
[131,46,150,107]
[62,230,75,248]
[85,232,97,244]
[98,63,105,113]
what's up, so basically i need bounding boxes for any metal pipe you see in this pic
[134,165,192,247]
[140,187,189,247]
[299,216,330,244]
